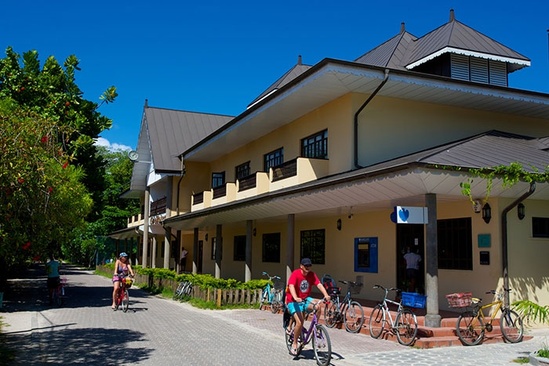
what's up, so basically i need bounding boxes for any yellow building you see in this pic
[112,10,549,326]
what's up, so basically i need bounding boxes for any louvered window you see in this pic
[450,54,469,81]
[489,60,507,87]
[470,58,489,84]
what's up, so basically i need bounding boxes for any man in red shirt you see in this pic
[286,258,331,356]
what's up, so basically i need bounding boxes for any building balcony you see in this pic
[190,157,329,211]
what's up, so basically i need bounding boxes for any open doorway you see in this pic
[396,224,424,294]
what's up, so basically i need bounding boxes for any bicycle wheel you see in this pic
[259,288,269,310]
[500,309,524,343]
[122,290,130,313]
[271,290,283,314]
[368,304,386,338]
[395,308,418,346]
[344,301,365,333]
[174,282,186,298]
[456,311,484,346]
[312,324,332,366]
[285,322,302,356]
[323,302,338,328]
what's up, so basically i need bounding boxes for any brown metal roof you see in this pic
[355,10,530,73]
[247,55,311,108]
[145,106,233,172]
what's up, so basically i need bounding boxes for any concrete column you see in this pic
[163,226,171,269]
[151,237,157,268]
[425,193,441,327]
[286,214,295,281]
[163,179,173,269]
[215,224,222,279]
[193,228,199,274]
[142,188,150,268]
[245,220,253,282]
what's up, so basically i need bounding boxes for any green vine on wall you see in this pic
[459,162,549,204]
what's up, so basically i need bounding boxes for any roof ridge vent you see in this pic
[449,9,455,22]
[400,22,405,34]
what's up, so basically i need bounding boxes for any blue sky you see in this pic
[2,1,548,151]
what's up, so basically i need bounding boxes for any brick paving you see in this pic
[1,265,548,365]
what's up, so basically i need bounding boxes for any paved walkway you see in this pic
[1,265,548,365]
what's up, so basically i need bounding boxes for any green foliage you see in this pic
[513,299,549,325]
[460,162,549,204]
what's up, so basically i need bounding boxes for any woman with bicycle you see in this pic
[285,258,331,356]
[111,252,134,310]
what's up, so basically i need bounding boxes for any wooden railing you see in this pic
[193,192,204,205]
[212,185,227,199]
[238,174,257,191]
[272,159,297,182]
[150,197,167,216]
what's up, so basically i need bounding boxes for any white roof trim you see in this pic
[406,46,531,70]
[247,89,278,110]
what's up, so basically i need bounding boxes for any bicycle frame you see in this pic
[260,272,283,313]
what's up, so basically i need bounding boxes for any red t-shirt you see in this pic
[285,268,320,303]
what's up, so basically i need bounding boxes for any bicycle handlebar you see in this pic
[262,272,281,280]
[373,284,400,293]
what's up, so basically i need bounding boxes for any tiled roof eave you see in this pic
[406,46,531,70]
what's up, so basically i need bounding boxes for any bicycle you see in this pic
[284,300,332,366]
[51,277,67,307]
[368,284,418,346]
[259,271,284,314]
[447,289,524,346]
[114,275,133,312]
[174,280,193,300]
[323,280,365,333]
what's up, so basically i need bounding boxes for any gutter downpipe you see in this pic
[501,182,536,307]
[354,69,390,169]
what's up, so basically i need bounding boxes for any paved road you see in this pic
[1,265,548,365]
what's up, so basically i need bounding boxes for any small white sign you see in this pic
[395,206,428,224]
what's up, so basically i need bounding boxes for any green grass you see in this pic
[512,356,529,364]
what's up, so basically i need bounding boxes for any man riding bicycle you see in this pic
[285,258,331,356]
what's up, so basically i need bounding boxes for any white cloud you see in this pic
[95,137,132,152]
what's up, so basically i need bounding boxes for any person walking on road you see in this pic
[46,254,61,305]
[285,258,331,356]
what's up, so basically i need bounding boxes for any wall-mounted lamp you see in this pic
[253,228,257,237]
[517,203,526,220]
[205,233,208,241]
[473,200,482,213]
[336,219,342,231]
[482,203,491,224]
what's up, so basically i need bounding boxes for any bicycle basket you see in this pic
[273,278,285,291]
[124,277,133,286]
[445,292,472,308]
[349,282,363,295]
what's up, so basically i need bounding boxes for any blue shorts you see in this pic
[286,297,314,315]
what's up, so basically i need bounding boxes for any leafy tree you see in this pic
[0,47,118,221]
[0,99,92,272]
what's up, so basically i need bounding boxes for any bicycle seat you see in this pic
[472,297,481,304]
[327,286,340,296]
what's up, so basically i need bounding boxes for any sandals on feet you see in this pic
[289,346,298,356]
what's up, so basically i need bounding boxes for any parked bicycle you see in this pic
[368,284,418,346]
[447,288,524,346]
[323,279,365,333]
[114,275,133,312]
[259,271,284,314]
[52,277,67,307]
[284,300,332,366]
[174,280,193,300]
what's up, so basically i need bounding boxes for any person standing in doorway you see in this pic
[403,246,421,292]
[180,247,188,273]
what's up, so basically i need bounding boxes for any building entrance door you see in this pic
[396,224,424,294]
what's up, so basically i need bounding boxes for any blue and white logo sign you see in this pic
[394,206,428,224]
